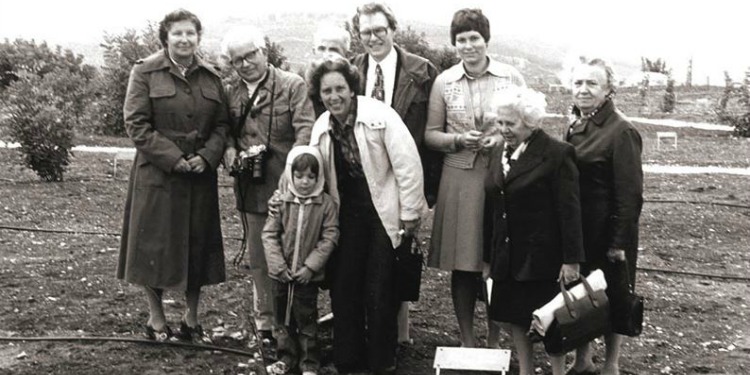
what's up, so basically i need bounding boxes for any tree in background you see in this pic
[661,74,676,113]
[685,57,693,88]
[97,23,161,136]
[1,71,76,181]
[641,57,668,74]
[265,36,289,70]
[638,74,650,115]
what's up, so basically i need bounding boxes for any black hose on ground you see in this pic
[0,335,254,357]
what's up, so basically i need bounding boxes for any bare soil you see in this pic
[1,122,749,374]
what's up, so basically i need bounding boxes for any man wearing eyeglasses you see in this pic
[220,26,314,347]
[341,2,438,374]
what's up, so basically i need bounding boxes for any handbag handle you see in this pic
[559,274,603,319]
[620,259,636,293]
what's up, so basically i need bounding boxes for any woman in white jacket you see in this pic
[307,55,426,375]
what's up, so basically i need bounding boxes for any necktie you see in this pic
[371,64,385,102]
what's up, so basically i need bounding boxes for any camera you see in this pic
[230,145,267,182]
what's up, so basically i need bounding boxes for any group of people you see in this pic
[116,3,643,375]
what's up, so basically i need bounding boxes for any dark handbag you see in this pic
[394,235,424,302]
[610,261,644,337]
[544,274,612,355]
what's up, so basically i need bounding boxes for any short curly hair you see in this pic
[307,55,361,104]
[450,8,490,46]
[487,87,548,128]
[158,9,202,48]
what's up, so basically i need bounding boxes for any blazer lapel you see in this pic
[504,130,547,184]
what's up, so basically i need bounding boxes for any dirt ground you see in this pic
[1,122,749,374]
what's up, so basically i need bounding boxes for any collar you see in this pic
[442,57,514,83]
[367,45,398,69]
[572,99,615,127]
[280,190,324,204]
[138,49,221,78]
[330,96,358,131]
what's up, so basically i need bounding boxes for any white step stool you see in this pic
[433,346,511,374]
[656,131,677,150]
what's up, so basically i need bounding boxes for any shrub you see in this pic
[1,72,75,181]
[96,24,161,136]
[661,77,675,113]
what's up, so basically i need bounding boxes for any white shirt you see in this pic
[502,140,529,177]
[365,46,398,107]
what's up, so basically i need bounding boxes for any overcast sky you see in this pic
[2,0,749,82]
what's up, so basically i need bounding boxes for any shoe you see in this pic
[565,367,599,375]
[266,360,288,375]
[177,320,212,344]
[144,324,173,342]
[259,329,276,347]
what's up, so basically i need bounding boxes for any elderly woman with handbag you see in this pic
[483,87,584,375]
[564,57,644,375]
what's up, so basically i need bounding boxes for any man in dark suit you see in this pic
[350,1,439,352]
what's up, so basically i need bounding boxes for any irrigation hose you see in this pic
[0,335,254,357]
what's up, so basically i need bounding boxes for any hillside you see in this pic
[62,12,640,87]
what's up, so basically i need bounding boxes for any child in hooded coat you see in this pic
[262,145,339,375]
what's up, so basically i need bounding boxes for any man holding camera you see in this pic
[221,26,314,343]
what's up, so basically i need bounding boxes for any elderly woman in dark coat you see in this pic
[565,57,643,375]
[483,87,584,375]
[117,9,228,343]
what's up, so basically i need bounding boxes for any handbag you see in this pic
[543,274,612,355]
[394,235,424,302]
[610,261,644,337]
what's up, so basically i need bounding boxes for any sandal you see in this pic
[177,320,212,344]
[144,324,173,342]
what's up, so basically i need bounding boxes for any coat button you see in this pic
[250,132,258,137]
[186,114,193,119]
[185,88,192,94]
[505,237,510,243]
[502,213,507,219]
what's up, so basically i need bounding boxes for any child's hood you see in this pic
[284,145,325,200]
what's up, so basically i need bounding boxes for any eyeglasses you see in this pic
[230,48,261,69]
[358,26,389,40]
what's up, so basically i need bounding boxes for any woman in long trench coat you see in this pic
[117,9,228,342]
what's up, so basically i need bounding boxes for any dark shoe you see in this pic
[144,324,173,342]
[565,367,599,375]
[177,320,212,344]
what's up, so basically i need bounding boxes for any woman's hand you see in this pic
[267,189,283,217]
[293,266,313,284]
[172,158,192,173]
[186,155,207,173]
[278,268,294,283]
[480,136,498,150]
[223,147,237,171]
[607,248,627,262]
[558,263,580,285]
[457,130,483,151]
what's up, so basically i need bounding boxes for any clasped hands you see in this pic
[456,130,498,152]
[173,154,207,173]
[277,266,314,284]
